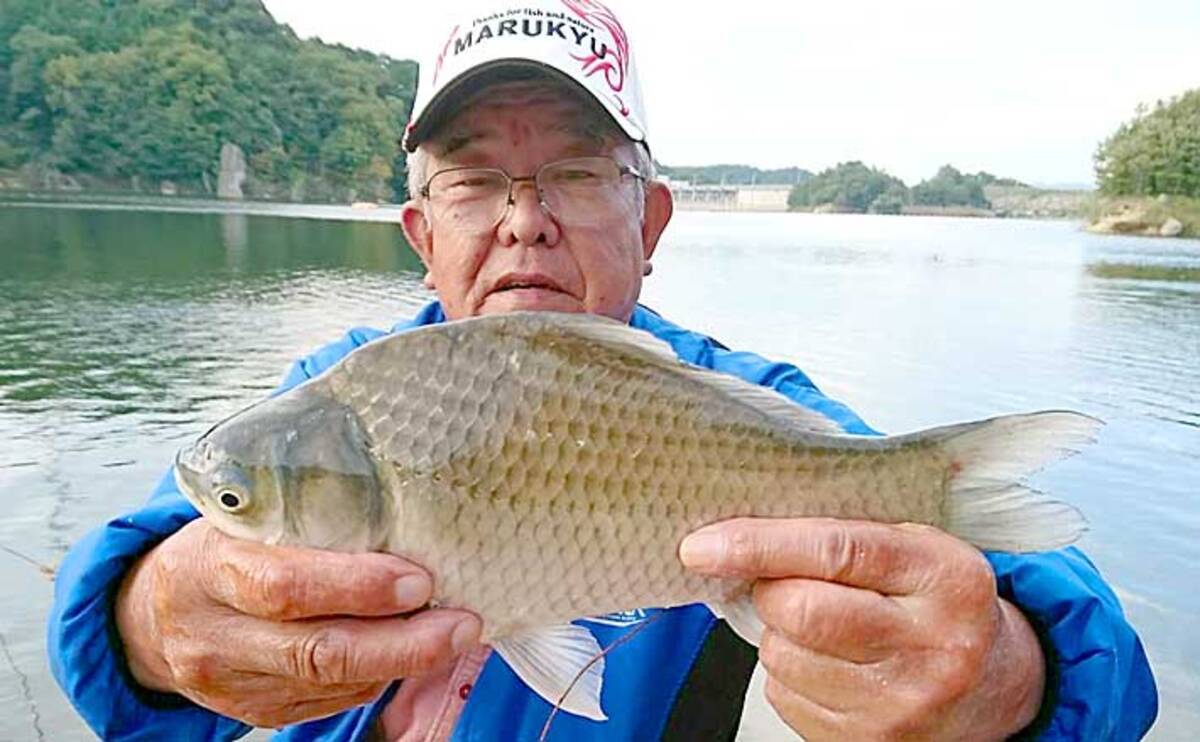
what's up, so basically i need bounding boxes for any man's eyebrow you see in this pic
[436,116,615,157]
[552,119,614,148]
[439,131,487,156]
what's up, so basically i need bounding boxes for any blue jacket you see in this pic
[48,303,1157,740]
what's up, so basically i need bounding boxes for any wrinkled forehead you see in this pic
[430,79,625,158]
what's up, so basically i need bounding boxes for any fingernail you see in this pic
[451,616,482,653]
[394,574,432,608]
[679,530,724,572]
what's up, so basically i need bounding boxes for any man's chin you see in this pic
[479,288,582,314]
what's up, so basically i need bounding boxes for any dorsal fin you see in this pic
[497,312,847,436]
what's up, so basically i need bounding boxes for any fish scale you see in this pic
[325,317,937,638]
[175,310,1095,720]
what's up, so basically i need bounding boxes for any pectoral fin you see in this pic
[709,595,765,647]
[493,624,608,721]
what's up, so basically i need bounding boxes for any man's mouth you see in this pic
[491,273,567,295]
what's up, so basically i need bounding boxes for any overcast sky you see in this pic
[264,0,1199,187]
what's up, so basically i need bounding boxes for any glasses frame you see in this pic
[418,155,645,227]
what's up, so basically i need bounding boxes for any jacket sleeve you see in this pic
[988,549,1158,740]
[649,314,1158,740]
[45,327,386,741]
[46,472,251,741]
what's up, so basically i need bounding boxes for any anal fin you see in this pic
[493,624,608,721]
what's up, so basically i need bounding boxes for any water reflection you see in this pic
[0,208,429,423]
[221,213,249,264]
[0,206,423,285]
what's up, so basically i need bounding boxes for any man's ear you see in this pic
[401,200,435,282]
[640,180,674,262]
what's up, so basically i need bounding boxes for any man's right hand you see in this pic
[115,518,481,728]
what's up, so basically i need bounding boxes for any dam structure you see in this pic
[665,180,793,212]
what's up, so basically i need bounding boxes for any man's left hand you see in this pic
[679,518,1046,741]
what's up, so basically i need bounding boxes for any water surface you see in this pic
[0,201,1196,739]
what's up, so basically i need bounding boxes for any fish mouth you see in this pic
[173,444,206,504]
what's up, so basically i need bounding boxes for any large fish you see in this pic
[174,311,1094,721]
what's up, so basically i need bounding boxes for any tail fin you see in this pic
[935,411,1099,552]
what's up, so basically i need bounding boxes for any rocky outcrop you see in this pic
[28,165,82,192]
[217,143,247,200]
[1087,200,1192,238]
[984,185,1090,219]
[1161,218,1184,237]
[1087,205,1160,236]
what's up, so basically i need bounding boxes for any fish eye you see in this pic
[216,488,249,513]
[210,464,253,514]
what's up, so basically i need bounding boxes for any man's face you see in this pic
[401,84,672,322]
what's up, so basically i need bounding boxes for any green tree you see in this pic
[1,0,419,201]
[1096,90,1200,197]
[974,171,1026,187]
[6,25,80,155]
[320,99,401,200]
[788,161,907,213]
[911,165,991,208]
[46,28,235,182]
[868,183,909,214]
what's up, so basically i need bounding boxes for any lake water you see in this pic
[0,200,1196,740]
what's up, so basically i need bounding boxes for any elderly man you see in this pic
[49,1,1156,740]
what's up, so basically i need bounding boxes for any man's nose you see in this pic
[497,180,561,247]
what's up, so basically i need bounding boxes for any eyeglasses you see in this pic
[419,156,645,233]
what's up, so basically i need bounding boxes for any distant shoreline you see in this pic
[786,185,1094,222]
[0,191,406,224]
[2,187,1195,239]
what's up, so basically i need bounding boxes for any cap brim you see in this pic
[404,59,637,153]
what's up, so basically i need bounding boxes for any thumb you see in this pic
[196,522,434,620]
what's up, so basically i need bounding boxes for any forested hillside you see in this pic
[786,162,1021,214]
[1095,89,1200,198]
[0,0,417,202]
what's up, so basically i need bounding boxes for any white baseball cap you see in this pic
[402,0,649,153]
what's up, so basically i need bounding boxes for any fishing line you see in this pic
[537,611,668,742]
[0,545,56,580]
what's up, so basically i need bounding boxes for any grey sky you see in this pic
[264,0,1199,187]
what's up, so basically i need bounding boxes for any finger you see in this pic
[752,578,910,662]
[189,666,385,701]
[197,523,434,620]
[226,609,482,684]
[680,517,976,595]
[161,613,401,697]
[177,653,386,701]
[195,681,387,729]
[758,628,889,715]
[274,685,391,726]
[761,672,845,742]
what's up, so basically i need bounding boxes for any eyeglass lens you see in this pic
[425,157,637,232]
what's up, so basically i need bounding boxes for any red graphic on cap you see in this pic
[561,0,631,117]
[433,24,461,85]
